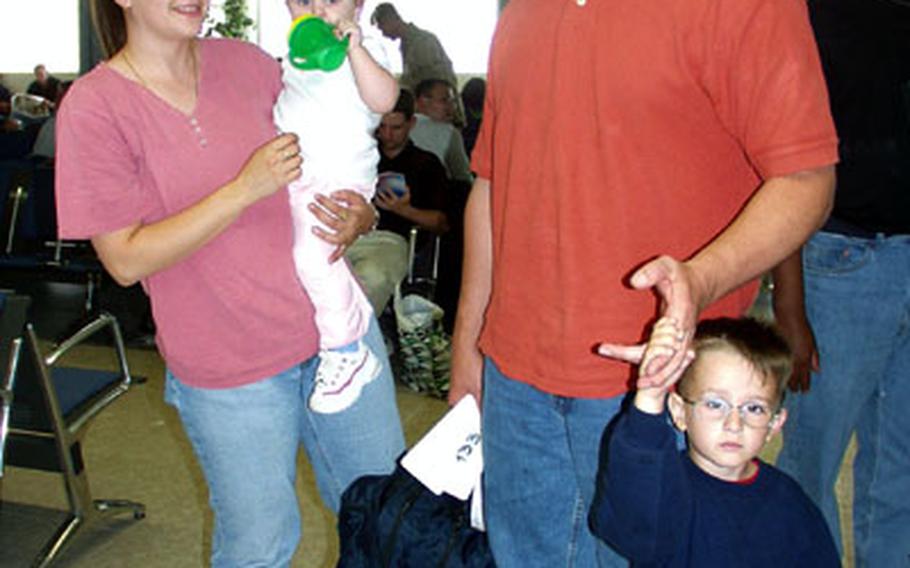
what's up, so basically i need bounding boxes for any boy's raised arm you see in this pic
[589,317,695,562]
[598,317,694,412]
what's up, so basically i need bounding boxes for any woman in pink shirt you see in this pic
[56,1,404,565]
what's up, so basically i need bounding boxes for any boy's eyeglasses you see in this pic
[678,395,779,429]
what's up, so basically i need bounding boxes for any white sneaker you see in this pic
[309,341,381,414]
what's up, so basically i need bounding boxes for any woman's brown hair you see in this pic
[90,0,127,58]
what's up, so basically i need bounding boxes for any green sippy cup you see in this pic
[288,15,350,72]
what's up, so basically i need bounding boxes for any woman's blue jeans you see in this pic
[777,231,910,568]
[165,317,405,567]
[482,358,628,567]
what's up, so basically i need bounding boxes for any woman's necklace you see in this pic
[121,45,198,105]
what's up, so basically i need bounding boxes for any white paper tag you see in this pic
[470,472,485,532]
[401,394,483,501]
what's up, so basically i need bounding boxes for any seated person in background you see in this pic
[409,78,472,185]
[31,81,73,161]
[0,75,12,116]
[347,88,449,315]
[27,64,61,107]
[460,77,485,157]
[590,317,840,567]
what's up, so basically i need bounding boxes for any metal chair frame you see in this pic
[2,297,145,567]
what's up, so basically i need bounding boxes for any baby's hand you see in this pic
[336,19,362,49]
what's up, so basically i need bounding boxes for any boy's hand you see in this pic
[638,317,690,387]
[598,317,694,414]
[336,19,362,49]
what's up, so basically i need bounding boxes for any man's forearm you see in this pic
[686,165,834,310]
[453,178,492,348]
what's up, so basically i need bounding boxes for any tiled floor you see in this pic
[0,342,449,568]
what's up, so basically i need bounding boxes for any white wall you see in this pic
[0,1,80,75]
[0,1,496,82]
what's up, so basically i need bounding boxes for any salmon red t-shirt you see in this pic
[56,39,319,388]
[472,0,838,397]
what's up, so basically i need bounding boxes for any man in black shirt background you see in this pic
[26,64,61,105]
[347,89,449,315]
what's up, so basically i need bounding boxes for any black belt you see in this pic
[821,217,905,239]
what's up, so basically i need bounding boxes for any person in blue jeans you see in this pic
[450,1,837,566]
[772,0,910,565]
[57,1,405,565]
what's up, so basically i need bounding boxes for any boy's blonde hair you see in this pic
[677,317,793,403]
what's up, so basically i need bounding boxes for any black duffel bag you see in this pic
[337,463,495,568]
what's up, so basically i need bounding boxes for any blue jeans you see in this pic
[165,317,405,568]
[482,358,628,568]
[777,231,910,568]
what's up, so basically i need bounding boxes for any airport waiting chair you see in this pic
[0,159,104,312]
[0,341,18,477]
[0,291,144,567]
[0,292,28,479]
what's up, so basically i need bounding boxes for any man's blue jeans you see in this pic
[165,317,405,568]
[777,231,910,568]
[482,358,628,567]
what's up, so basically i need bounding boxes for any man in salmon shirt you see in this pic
[449,0,839,566]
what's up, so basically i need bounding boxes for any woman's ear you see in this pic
[667,392,688,432]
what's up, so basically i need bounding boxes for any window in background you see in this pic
[0,1,496,78]
[0,0,80,74]
[252,0,498,76]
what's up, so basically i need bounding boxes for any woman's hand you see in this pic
[92,133,303,286]
[233,133,301,204]
[309,189,376,263]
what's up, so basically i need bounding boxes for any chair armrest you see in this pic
[1,337,22,397]
[44,312,132,386]
[0,337,22,477]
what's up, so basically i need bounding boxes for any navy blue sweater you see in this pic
[589,406,840,567]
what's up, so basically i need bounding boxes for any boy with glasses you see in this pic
[589,317,839,566]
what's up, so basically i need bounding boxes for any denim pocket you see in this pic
[803,232,872,275]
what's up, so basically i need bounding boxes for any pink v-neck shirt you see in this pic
[56,39,319,389]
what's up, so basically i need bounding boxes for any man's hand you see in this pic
[448,338,484,406]
[598,255,708,391]
[374,184,411,214]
